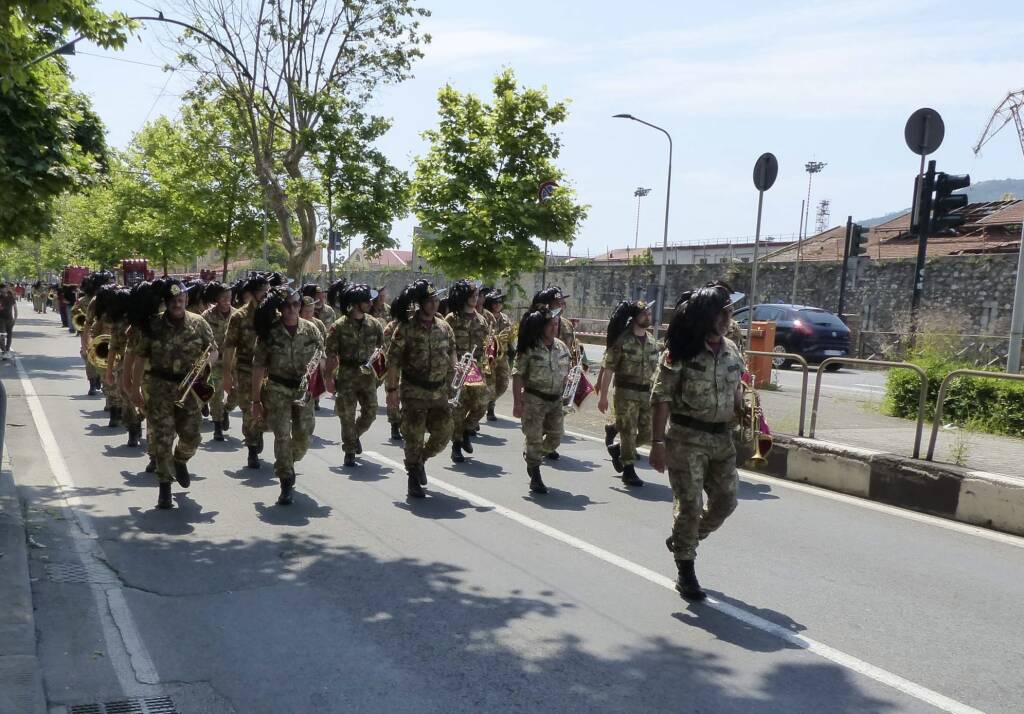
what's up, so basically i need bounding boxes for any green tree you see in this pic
[412,69,588,281]
[177,0,428,278]
[628,249,653,266]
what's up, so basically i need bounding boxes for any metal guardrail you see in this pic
[809,357,929,459]
[744,350,810,436]
[926,369,1024,461]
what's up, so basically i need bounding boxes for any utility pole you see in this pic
[792,161,826,304]
[791,199,805,303]
[633,187,652,250]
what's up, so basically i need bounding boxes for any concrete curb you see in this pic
[0,461,46,714]
[748,435,1024,537]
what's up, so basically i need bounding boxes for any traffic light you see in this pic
[849,223,870,257]
[930,171,970,234]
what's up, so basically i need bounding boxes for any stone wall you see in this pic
[346,253,1020,341]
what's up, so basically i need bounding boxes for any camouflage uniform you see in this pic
[602,330,660,466]
[387,316,456,465]
[479,309,498,406]
[91,311,120,411]
[650,338,745,561]
[370,302,391,322]
[76,294,99,381]
[382,319,401,428]
[253,318,324,479]
[557,316,589,370]
[514,339,571,467]
[310,316,328,341]
[109,320,141,432]
[326,314,384,454]
[727,319,745,352]
[224,303,263,448]
[136,313,216,483]
[446,310,490,441]
[315,303,337,329]
[202,305,238,423]
[491,310,513,402]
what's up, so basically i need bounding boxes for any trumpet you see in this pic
[359,347,387,381]
[175,344,215,407]
[71,310,88,332]
[562,363,583,414]
[87,335,113,370]
[740,374,773,464]
[295,348,326,406]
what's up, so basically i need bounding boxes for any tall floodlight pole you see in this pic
[614,115,672,338]
[792,160,826,303]
[633,187,652,250]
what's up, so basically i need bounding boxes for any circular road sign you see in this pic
[904,108,945,156]
[752,152,779,192]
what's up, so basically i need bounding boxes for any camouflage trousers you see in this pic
[493,360,510,402]
[400,396,452,464]
[665,424,738,561]
[208,363,237,422]
[335,369,377,454]
[145,378,203,484]
[614,392,651,466]
[234,367,264,448]
[387,402,401,426]
[521,393,563,467]
[114,365,141,429]
[452,383,488,438]
[263,386,315,478]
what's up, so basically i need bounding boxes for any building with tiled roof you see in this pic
[764,200,1022,262]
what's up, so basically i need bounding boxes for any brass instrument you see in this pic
[296,348,326,406]
[562,363,583,414]
[71,310,88,332]
[86,334,113,370]
[448,352,484,407]
[359,347,387,381]
[495,324,515,360]
[175,344,215,407]
[740,375,774,464]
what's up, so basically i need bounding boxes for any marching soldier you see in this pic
[91,284,123,427]
[186,279,207,314]
[130,280,216,510]
[446,280,490,464]
[324,284,384,467]
[482,288,511,421]
[251,287,325,505]
[201,282,237,442]
[385,280,456,498]
[370,286,390,321]
[382,293,403,441]
[104,288,144,448]
[223,273,270,469]
[313,284,337,327]
[597,300,659,487]
[299,294,328,338]
[649,283,745,600]
[124,281,165,473]
[78,272,112,396]
[512,307,571,494]
[537,286,590,372]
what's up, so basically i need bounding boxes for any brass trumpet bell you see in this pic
[71,311,88,332]
[87,335,112,370]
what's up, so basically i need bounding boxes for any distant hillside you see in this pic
[858,178,1024,227]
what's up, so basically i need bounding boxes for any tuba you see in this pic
[71,310,88,332]
[740,373,773,464]
[87,335,113,370]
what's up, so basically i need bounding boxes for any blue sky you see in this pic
[69,0,1024,257]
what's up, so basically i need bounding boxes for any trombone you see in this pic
[175,344,215,407]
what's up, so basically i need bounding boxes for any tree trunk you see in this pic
[222,239,229,281]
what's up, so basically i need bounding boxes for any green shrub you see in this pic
[884,353,1024,437]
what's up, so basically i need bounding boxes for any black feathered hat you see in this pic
[447,279,478,314]
[516,307,555,355]
[202,281,229,304]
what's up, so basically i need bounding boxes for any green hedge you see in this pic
[885,355,1024,437]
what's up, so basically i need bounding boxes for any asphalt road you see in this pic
[4,313,1024,713]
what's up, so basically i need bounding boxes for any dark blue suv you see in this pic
[733,304,850,369]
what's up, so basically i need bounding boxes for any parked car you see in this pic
[733,303,850,369]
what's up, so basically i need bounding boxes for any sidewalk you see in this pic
[0,458,46,714]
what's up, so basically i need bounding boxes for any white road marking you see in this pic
[364,449,983,714]
[539,417,1024,550]
[15,356,162,694]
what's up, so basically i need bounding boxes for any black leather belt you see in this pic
[404,373,444,390]
[615,378,651,392]
[671,414,728,434]
[269,374,301,389]
[150,368,186,383]
[524,387,561,402]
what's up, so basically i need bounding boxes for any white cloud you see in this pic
[418,20,575,69]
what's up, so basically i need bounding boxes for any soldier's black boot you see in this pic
[145,455,157,473]
[344,452,356,467]
[156,482,173,510]
[390,422,402,441]
[127,425,141,448]
[604,423,618,447]
[87,377,98,396]
[528,465,548,494]
[451,442,465,463]
[622,463,644,487]
[608,443,624,473]
[461,431,473,454]
[675,560,707,601]
[213,421,225,442]
[246,445,260,469]
[406,462,425,498]
[277,470,295,505]
[545,450,559,461]
[487,402,497,421]
[173,461,191,488]
[107,406,121,428]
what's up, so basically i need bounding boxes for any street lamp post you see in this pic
[614,115,672,338]
[791,160,826,304]
[633,187,652,251]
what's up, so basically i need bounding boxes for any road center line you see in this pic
[14,356,162,695]
[364,449,981,713]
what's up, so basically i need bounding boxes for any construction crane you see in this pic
[973,89,1024,158]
